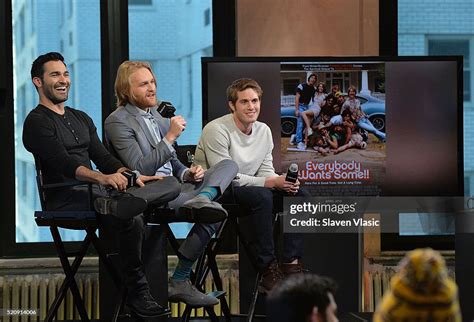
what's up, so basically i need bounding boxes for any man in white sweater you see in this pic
[194,78,308,293]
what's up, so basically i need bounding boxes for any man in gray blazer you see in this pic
[105,61,238,307]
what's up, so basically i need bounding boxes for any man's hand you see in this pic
[165,115,186,144]
[184,165,205,182]
[266,175,300,194]
[97,173,129,192]
[136,175,164,187]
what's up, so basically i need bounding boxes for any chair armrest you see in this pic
[42,180,92,190]
[40,181,94,211]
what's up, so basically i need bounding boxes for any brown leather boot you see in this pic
[280,262,307,278]
[258,261,284,294]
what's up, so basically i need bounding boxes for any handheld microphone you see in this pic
[157,101,176,118]
[285,163,298,183]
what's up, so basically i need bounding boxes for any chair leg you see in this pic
[89,229,122,287]
[205,306,220,322]
[46,226,90,322]
[207,248,232,322]
[246,272,262,322]
[111,286,127,322]
[181,220,232,322]
[164,223,181,255]
[181,306,192,322]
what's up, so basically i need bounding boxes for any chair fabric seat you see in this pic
[35,210,97,229]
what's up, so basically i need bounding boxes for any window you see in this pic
[428,39,470,101]
[325,72,354,93]
[13,0,102,243]
[128,0,212,145]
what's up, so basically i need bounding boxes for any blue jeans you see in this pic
[357,117,386,141]
[296,103,309,143]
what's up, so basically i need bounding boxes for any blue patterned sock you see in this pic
[172,257,195,281]
[198,186,218,200]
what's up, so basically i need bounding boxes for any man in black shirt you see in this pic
[295,73,317,150]
[23,52,180,318]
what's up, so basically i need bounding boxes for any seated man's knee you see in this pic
[239,186,273,208]
[224,159,239,176]
[161,176,181,198]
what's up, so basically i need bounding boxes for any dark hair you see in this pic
[342,109,352,118]
[316,82,326,93]
[308,73,317,82]
[31,52,66,87]
[267,274,337,321]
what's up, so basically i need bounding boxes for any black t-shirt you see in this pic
[23,104,123,184]
[296,83,316,105]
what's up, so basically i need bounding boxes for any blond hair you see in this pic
[115,61,156,107]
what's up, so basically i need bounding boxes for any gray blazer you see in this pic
[104,103,187,179]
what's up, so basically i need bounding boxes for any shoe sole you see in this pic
[129,307,171,318]
[94,196,147,220]
[168,295,219,307]
[178,206,227,224]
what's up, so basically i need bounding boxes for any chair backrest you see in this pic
[33,154,49,211]
[32,154,93,211]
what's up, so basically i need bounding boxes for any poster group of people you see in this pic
[291,74,386,155]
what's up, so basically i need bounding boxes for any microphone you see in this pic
[157,101,176,118]
[285,163,298,183]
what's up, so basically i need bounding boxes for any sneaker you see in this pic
[179,195,227,223]
[258,261,284,294]
[168,278,219,307]
[289,134,296,145]
[307,128,313,136]
[94,195,147,220]
[280,262,309,278]
[297,142,306,151]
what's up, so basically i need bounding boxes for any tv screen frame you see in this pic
[201,56,463,251]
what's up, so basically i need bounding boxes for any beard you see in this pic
[133,94,157,109]
[43,85,69,105]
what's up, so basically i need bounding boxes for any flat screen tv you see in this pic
[202,56,463,250]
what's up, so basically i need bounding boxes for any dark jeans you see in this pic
[47,176,181,295]
[226,185,309,271]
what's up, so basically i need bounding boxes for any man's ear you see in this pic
[310,306,320,322]
[32,77,42,88]
[228,101,235,113]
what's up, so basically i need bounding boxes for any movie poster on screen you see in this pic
[280,62,386,196]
